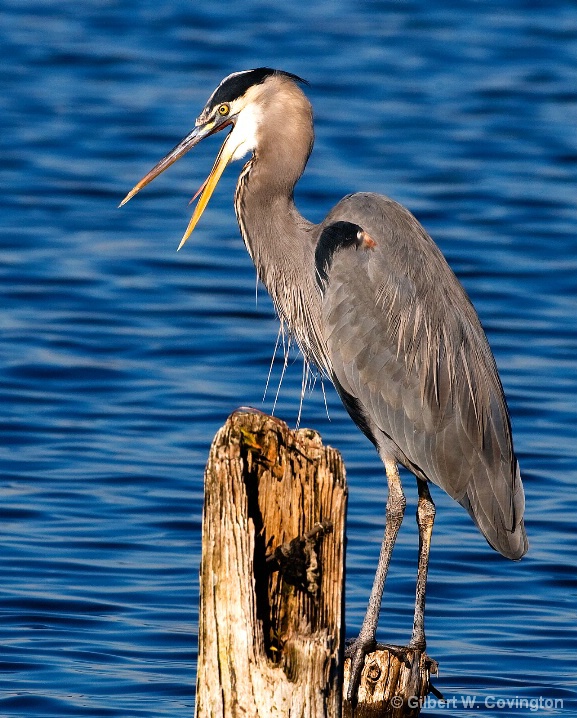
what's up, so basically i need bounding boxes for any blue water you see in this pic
[1,1,576,715]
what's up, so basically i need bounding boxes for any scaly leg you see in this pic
[409,479,435,650]
[345,457,406,703]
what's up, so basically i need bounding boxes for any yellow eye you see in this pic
[218,103,230,116]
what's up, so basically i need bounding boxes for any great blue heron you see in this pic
[121,68,528,700]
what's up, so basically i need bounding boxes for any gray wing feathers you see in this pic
[321,193,527,559]
[459,459,527,559]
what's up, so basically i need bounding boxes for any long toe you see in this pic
[344,641,440,712]
[344,635,376,705]
[374,642,412,667]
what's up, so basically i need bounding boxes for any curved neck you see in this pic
[233,87,328,370]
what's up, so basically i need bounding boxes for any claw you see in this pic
[344,636,376,705]
[375,642,412,668]
[345,641,439,710]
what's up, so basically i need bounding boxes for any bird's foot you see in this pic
[344,639,440,706]
[344,635,376,705]
[386,644,442,701]
[374,642,413,667]
[405,637,440,676]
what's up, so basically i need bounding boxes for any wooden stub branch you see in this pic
[196,409,437,717]
[343,649,438,717]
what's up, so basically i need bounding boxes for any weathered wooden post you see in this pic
[195,409,436,717]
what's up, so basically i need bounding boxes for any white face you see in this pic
[196,80,266,163]
[218,82,266,162]
[227,100,263,162]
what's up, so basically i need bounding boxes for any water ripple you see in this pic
[1,0,576,715]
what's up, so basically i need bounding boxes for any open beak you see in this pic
[119,118,236,250]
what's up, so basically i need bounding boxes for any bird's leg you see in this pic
[345,458,406,703]
[409,479,435,650]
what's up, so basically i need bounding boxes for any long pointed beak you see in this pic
[120,119,236,250]
[119,124,210,207]
[176,132,236,250]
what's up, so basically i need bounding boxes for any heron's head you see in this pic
[120,68,308,249]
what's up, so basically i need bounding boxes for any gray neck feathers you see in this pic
[233,79,329,372]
